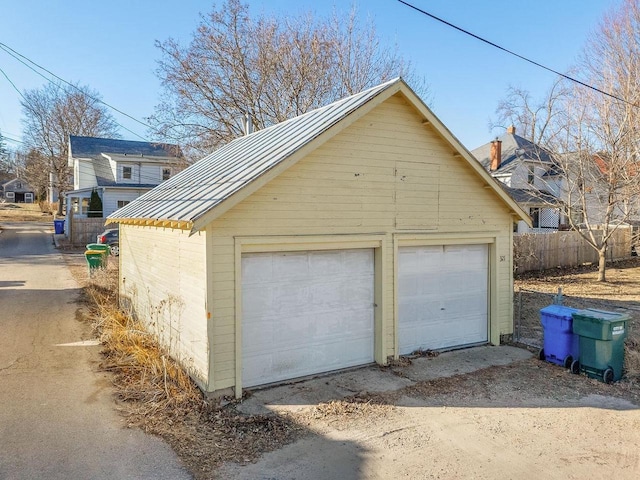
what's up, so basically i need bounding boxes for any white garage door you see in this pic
[398,244,488,355]
[242,249,375,387]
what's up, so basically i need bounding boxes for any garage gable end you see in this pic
[108,78,529,231]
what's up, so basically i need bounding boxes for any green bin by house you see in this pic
[571,309,630,383]
[85,249,106,273]
[86,243,110,263]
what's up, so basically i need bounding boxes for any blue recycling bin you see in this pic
[539,305,580,368]
[53,219,65,234]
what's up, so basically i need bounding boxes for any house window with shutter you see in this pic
[122,166,132,180]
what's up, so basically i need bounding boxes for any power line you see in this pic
[0,66,26,102]
[2,134,24,145]
[397,0,636,108]
[0,42,153,140]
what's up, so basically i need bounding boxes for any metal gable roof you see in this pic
[109,77,531,231]
[69,136,182,158]
[108,78,401,229]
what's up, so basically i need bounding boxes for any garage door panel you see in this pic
[343,249,378,272]
[242,255,274,284]
[242,249,374,388]
[308,250,343,275]
[399,244,488,355]
[242,286,274,317]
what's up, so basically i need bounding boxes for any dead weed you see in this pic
[71,260,302,479]
[308,393,394,420]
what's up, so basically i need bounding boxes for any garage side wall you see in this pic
[119,224,209,387]
[206,93,515,392]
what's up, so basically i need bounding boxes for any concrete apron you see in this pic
[237,345,532,415]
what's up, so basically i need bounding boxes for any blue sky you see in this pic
[0,0,619,152]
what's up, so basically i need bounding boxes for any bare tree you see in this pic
[150,0,428,157]
[492,78,570,147]
[21,82,119,213]
[0,130,12,182]
[559,0,640,281]
[494,0,640,281]
[20,149,49,201]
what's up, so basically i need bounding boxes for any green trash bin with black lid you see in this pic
[571,309,630,383]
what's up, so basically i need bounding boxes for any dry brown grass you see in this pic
[625,337,640,382]
[83,268,202,413]
[309,399,389,419]
[74,262,301,479]
[0,202,54,222]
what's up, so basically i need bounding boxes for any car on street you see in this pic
[97,228,119,256]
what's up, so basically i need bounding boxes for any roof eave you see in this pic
[107,217,193,230]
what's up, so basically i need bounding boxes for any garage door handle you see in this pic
[441,308,445,310]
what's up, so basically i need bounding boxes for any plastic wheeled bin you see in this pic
[85,250,106,274]
[53,219,65,234]
[571,309,630,383]
[539,305,580,368]
[86,243,110,267]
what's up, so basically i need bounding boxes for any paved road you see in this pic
[0,222,191,480]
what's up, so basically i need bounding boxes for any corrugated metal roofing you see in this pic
[69,136,182,158]
[108,78,401,229]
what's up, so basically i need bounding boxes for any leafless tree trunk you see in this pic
[20,82,119,214]
[150,0,428,158]
[492,0,640,282]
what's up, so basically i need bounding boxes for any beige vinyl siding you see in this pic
[206,93,516,390]
[119,225,209,387]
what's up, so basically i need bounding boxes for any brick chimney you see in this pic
[490,138,502,171]
[507,125,516,135]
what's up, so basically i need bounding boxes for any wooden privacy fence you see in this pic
[68,217,108,246]
[514,228,631,273]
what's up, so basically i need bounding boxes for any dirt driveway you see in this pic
[217,347,640,479]
[216,260,640,479]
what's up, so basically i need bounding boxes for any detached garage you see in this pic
[108,78,529,397]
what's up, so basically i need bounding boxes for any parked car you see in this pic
[97,228,119,256]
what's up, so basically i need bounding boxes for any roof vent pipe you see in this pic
[244,113,254,136]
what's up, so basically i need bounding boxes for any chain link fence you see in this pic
[513,288,639,350]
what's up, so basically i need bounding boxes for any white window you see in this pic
[122,166,132,180]
[117,200,130,208]
[162,168,171,181]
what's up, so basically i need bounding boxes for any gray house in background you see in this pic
[64,136,184,219]
[471,126,563,233]
[1,178,35,203]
